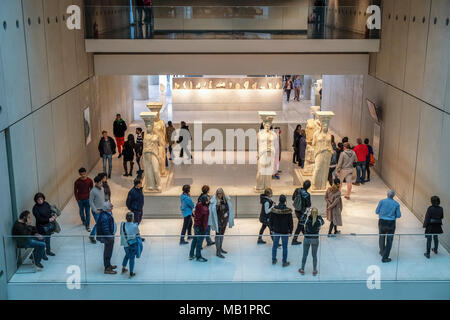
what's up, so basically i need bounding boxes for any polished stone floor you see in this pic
[10,151,450,284]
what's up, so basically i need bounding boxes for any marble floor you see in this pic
[9,150,450,284]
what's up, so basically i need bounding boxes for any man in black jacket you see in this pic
[113,114,127,158]
[98,130,116,179]
[12,211,46,268]
[270,195,293,267]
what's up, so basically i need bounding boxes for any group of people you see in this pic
[284,76,303,102]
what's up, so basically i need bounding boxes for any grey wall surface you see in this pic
[322,0,450,250]
[0,0,135,298]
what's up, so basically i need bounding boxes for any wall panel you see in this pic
[59,0,79,90]
[22,0,51,110]
[43,0,66,98]
[376,0,394,82]
[0,45,8,131]
[422,0,450,108]
[403,0,431,98]
[0,0,32,124]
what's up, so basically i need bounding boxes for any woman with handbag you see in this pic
[32,193,56,258]
[423,196,444,259]
[325,178,343,237]
[120,212,142,277]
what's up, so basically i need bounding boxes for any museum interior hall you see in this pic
[0,0,449,300]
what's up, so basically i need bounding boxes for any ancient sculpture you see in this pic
[311,112,334,191]
[302,106,322,175]
[140,112,161,192]
[244,81,249,89]
[146,102,167,177]
[255,112,278,192]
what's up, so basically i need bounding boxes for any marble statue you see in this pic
[311,112,334,191]
[140,112,161,192]
[146,102,167,177]
[255,112,277,192]
[244,81,249,89]
[302,106,322,175]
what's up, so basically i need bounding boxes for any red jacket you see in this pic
[353,143,369,162]
[74,177,93,201]
[194,202,210,231]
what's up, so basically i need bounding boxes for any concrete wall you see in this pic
[0,0,134,297]
[322,0,450,249]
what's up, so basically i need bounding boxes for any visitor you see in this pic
[197,185,214,247]
[126,179,145,228]
[12,211,46,268]
[166,121,175,161]
[89,175,105,244]
[292,125,302,164]
[293,76,302,101]
[74,167,93,232]
[342,136,349,144]
[135,0,145,26]
[298,207,324,276]
[291,180,311,245]
[364,138,374,182]
[258,188,275,244]
[143,0,154,39]
[284,76,293,102]
[297,130,306,168]
[423,196,443,259]
[270,195,293,267]
[97,202,117,274]
[331,135,336,150]
[177,121,192,160]
[135,128,144,175]
[113,114,127,158]
[99,173,111,202]
[336,142,357,200]
[209,188,234,259]
[376,190,401,263]
[32,193,56,258]
[353,138,369,185]
[328,145,338,186]
[325,178,343,237]
[189,195,210,262]
[120,212,141,277]
[98,130,116,179]
[122,134,135,177]
[180,184,194,244]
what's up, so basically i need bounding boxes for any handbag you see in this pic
[122,222,138,246]
[42,222,56,234]
[50,205,62,217]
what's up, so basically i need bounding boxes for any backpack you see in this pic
[293,188,304,212]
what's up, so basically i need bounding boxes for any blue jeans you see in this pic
[355,161,366,183]
[24,238,46,264]
[203,226,213,246]
[189,226,205,258]
[90,211,100,239]
[77,199,91,228]
[122,243,138,273]
[102,154,113,177]
[272,233,289,264]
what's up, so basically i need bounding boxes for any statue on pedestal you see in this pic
[311,111,334,191]
[141,112,161,192]
[255,112,277,192]
[146,102,167,177]
[302,106,322,175]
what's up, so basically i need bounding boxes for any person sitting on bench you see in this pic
[12,210,46,269]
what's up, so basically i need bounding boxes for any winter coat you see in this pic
[122,140,135,161]
[126,187,144,213]
[353,143,369,162]
[180,193,195,217]
[325,187,343,226]
[194,202,210,231]
[98,136,117,157]
[423,205,443,234]
[297,135,306,160]
[292,187,311,218]
[113,119,127,138]
[304,215,324,239]
[293,130,300,149]
[208,195,234,232]
[97,211,116,243]
[269,204,293,234]
[12,221,38,248]
[259,194,274,224]
[32,202,53,229]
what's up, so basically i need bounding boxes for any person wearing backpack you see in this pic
[97,202,117,274]
[291,180,312,245]
[120,212,141,277]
